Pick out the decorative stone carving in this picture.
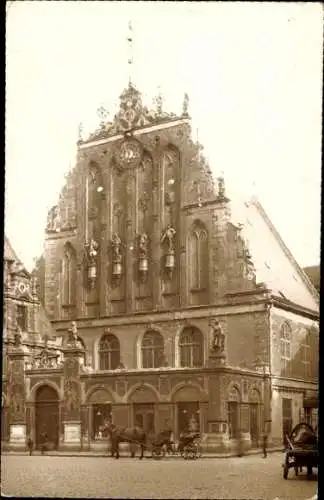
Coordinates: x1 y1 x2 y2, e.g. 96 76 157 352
46 206 61 233
14 327 22 348
138 233 149 283
111 233 123 282
182 92 189 117
209 319 225 354
85 239 99 289
32 348 60 370
161 224 176 253
65 379 80 412
217 176 226 199
83 83 180 143
67 321 83 349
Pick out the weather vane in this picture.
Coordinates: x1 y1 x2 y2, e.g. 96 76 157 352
127 21 134 84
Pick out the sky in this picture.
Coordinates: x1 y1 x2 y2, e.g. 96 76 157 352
5 1 323 272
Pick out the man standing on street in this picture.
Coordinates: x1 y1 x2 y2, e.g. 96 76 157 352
262 432 268 458
27 435 33 456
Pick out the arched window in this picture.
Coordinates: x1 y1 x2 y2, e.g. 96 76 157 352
62 243 76 305
179 327 203 368
280 322 291 376
99 334 120 371
189 222 208 290
141 331 164 369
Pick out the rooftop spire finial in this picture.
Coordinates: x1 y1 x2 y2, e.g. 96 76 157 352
127 20 134 85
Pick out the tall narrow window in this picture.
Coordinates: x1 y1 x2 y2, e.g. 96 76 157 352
16 304 28 331
87 164 103 241
141 331 165 369
228 402 239 439
62 244 77 306
280 322 291 377
179 327 203 368
190 221 208 290
301 331 311 378
99 334 120 370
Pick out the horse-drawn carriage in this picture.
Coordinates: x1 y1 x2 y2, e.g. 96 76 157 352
178 431 202 459
282 423 318 480
104 420 202 460
150 430 201 459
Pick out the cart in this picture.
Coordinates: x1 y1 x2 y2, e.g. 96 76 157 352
178 432 202 459
282 423 318 480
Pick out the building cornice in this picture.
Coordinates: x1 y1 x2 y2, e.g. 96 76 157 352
78 118 190 150
271 295 319 321
51 299 269 332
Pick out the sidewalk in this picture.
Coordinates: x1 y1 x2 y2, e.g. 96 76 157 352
2 446 284 458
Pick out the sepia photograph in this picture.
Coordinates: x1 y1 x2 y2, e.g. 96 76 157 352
3 1 321 499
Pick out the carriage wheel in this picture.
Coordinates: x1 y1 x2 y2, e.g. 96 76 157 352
152 447 161 459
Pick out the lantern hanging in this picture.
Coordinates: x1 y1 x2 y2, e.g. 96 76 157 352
88 260 97 289
165 251 175 279
139 257 149 283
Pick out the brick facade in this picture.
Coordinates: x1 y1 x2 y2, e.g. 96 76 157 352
3 84 319 453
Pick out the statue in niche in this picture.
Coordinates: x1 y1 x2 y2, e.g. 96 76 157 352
14 326 22 347
112 233 122 262
210 319 225 353
46 206 61 232
161 225 176 253
87 239 98 260
139 233 149 258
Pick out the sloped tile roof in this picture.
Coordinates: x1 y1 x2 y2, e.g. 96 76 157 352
229 195 319 312
303 266 320 292
4 236 21 263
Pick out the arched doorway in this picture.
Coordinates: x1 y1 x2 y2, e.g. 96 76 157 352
35 385 59 450
129 386 159 438
172 385 202 439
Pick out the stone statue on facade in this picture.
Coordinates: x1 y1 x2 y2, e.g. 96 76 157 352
87 239 98 260
182 92 189 117
139 233 149 258
67 321 81 348
112 233 122 262
210 319 225 353
161 225 176 253
46 206 61 232
14 326 22 347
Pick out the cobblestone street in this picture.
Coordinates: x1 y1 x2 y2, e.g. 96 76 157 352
2 452 317 499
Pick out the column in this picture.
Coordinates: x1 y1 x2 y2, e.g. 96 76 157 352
203 374 229 453
61 345 85 450
7 346 29 451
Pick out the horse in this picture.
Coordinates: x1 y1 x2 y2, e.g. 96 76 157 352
152 429 175 456
104 421 146 460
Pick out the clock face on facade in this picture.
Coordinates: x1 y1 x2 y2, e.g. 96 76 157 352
118 140 142 167
16 281 29 296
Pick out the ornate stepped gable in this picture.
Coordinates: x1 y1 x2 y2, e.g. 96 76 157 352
79 82 187 144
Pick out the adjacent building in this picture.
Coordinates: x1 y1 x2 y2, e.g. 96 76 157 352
2 83 319 452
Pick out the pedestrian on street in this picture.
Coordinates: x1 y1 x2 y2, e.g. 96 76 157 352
27 435 34 456
40 430 48 455
262 432 268 458
236 432 244 457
